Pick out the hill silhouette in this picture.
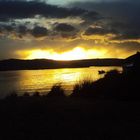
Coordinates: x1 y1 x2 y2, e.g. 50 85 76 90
0 58 123 71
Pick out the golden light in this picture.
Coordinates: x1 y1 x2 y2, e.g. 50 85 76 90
26 50 51 59
25 47 107 60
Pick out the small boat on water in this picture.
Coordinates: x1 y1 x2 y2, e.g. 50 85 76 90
98 70 106 75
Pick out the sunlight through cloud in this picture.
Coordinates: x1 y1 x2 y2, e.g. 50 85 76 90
25 47 107 60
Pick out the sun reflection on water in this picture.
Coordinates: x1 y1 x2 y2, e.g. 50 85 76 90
0 67 122 97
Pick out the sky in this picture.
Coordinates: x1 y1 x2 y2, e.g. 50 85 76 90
0 0 140 60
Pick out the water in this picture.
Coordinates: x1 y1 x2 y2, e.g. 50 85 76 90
0 67 122 98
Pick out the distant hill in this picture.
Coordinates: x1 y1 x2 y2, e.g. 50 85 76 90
0 58 123 71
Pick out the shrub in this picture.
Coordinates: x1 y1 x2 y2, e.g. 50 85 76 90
47 83 65 97
72 79 94 97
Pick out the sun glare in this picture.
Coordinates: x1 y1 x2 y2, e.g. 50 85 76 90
26 47 107 60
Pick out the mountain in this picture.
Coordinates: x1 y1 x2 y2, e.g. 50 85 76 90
0 58 123 71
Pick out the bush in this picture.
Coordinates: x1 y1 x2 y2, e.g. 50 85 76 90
47 84 65 97
72 79 94 97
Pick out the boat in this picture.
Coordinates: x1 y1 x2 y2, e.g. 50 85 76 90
98 70 106 75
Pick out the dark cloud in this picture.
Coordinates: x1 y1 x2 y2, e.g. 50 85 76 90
0 23 48 38
18 25 28 35
31 26 48 38
109 21 140 40
84 27 115 36
0 1 100 21
69 1 140 21
0 24 26 37
113 41 140 52
54 23 76 32
53 23 78 39
0 24 15 37
82 11 101 22
0 0 101 40
0 24 15 32
4 25 14 32
16 25 28 38
114 34 140 40
60 33 77 39
69 0 140 40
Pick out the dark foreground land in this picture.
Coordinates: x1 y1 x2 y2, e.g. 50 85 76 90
0 68 140 140
0 97 140 140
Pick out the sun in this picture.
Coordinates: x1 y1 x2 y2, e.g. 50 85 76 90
26 47 107 60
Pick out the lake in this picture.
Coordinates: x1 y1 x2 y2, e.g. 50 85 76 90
0 67 122 98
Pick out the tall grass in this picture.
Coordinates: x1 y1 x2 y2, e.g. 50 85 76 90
72 78 94 97
47 83 65 97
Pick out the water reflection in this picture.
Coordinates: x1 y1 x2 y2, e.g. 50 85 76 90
0 67 122 98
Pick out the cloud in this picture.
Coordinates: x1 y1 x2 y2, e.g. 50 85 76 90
69 0 140 40
31 26 48 38
0 1 100 21
109 21 140 40
112 41 140 56
69 0 140 20
17 25 28 36
84 27 115 36
0 0 140 59
0 23 48 39
0 24 15 32
54 23 76 32
2 25 14 32
52 23 80 39
0 24 15 38
0 0 101 40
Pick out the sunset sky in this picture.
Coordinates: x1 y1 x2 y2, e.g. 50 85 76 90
0 0 140 60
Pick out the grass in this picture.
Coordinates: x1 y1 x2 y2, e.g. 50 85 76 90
72 79 94 97
47 83 65 97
